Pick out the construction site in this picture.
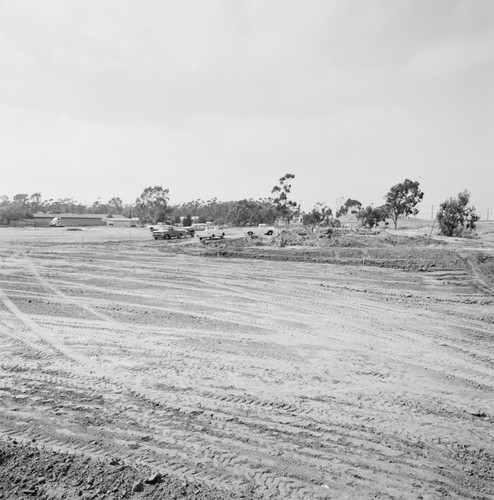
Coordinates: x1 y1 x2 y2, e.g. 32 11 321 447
0 221 493 499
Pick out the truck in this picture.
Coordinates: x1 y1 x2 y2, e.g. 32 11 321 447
49 217 64 227
147 222 166 232
184 223 225 240
152 225 187 240
198 225 226 241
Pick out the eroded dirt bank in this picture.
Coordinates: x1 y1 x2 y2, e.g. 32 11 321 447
1 231 493 499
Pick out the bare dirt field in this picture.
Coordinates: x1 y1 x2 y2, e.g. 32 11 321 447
1 223 493 499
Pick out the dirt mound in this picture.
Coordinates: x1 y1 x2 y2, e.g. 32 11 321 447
179 230 467 273
267 228 383 248
259 228 445 249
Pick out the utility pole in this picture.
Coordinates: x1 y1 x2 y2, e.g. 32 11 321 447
428 213 438 244
335 196 344 216
431 205 434 221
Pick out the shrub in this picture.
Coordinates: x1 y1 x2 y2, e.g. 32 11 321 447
437 190 479 237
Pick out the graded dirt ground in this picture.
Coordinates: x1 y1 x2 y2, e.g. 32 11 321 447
0 224 493 499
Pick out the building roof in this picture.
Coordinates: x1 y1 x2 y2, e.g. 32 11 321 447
104 214 136 219
102 216 139 221
33 213 108 219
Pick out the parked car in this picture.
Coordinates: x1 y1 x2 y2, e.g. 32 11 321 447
188 223 207 237
147 222 166 232
152 226 186 240
198 225 226 241
246 224 275 236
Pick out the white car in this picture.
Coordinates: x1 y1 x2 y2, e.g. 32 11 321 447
246 225 275 236
147 222 166 232
198 225 226 240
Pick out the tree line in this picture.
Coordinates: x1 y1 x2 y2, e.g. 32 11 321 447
0 193 129 222
0 175 299 228
0 175 480 237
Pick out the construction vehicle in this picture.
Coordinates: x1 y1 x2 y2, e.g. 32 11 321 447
49 217 64 227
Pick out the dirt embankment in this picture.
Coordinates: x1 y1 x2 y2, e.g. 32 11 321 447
471 252 494 288
172 228 494 287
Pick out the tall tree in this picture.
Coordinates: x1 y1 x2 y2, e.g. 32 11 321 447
227 199 276 226
271 173 297 223
108 197 123 214
29 193 43 212
13 193 29 208
135 186 170 224
385 179 424 229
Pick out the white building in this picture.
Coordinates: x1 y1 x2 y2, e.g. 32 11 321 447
102 214 140 227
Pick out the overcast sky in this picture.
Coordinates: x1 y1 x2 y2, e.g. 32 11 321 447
1 0 493 217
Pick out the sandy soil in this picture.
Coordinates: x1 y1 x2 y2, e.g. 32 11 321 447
0 225 493 499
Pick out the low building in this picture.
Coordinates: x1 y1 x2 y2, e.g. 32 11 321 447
33 213 108 227
102 214 140 227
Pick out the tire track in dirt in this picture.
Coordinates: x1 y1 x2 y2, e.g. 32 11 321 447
22 253 116 324
2 244 493 499
0 370 248 491
1 367 322 498
49 277 282 335
25 253 373 360
0 318 53 359
3 255 312 496
0 282 75 363
0 339 411 496
110 360 488 500
35 250 478 350
24 263 278 339
3 368 478 496
44 252 358 315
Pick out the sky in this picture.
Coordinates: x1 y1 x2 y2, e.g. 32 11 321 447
1 0 493 218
